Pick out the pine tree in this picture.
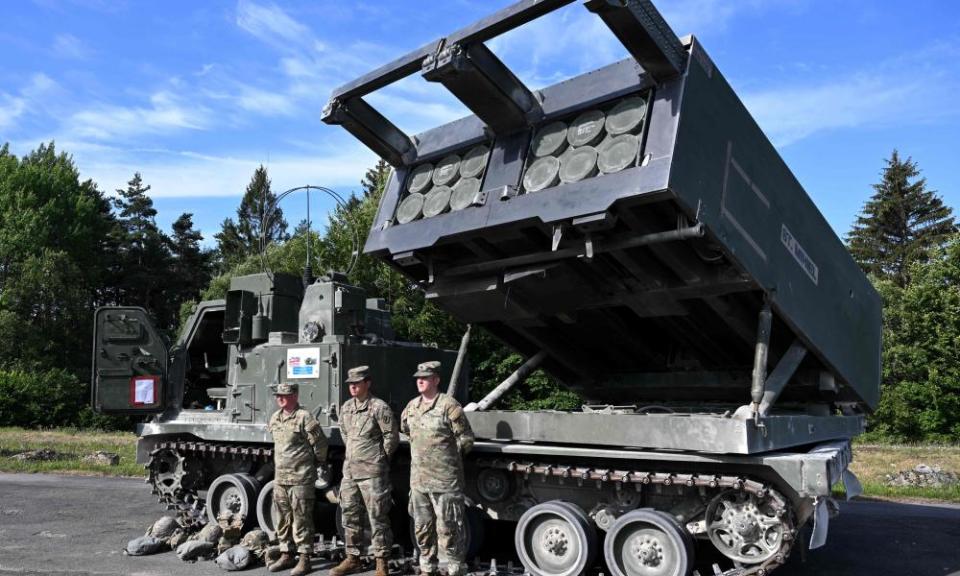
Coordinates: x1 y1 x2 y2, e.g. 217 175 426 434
169 213 213 309
112 172 174 327
215 165 288 268
361 159 392 199
847 150 956 286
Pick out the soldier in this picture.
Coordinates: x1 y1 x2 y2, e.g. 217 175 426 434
401 361 475 576
267 382 329 576
330 366 399 576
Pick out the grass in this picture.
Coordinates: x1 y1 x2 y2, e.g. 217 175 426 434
0 426 144 477
842 443 960 503
1 428 958 503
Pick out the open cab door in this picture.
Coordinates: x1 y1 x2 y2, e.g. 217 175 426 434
92 307 169 415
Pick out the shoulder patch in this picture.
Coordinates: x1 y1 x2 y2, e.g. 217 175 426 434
378 404 395 422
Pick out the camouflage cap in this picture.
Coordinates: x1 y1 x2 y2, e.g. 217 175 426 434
273 382 299 396
345 365 370 384
413 360 442 378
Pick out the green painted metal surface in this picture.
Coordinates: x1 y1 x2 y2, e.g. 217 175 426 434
668 40 882 408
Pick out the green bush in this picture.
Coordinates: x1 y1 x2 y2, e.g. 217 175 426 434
0 367 84 428
0 367 133 430
868 237 960 443
74 406 135 432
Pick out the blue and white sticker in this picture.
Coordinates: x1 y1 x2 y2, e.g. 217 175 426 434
781 224 819 285
287 347 321 379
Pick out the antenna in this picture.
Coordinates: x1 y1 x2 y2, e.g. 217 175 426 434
303 187 314 288
259 185 361 283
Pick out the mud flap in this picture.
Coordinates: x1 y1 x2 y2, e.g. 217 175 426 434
841 468 863 500
809 497 828 550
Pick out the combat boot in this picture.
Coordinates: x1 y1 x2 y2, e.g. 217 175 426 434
290 553 312 576
329 554 362 576
268 552 297 572
375 556 390 576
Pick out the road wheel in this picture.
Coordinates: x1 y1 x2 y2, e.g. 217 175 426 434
206 472 261 530
256 480 277 539
515 500 598 576
603 509 693 576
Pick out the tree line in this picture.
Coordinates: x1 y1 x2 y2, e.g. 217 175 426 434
0 141 957 441
0 143 290 427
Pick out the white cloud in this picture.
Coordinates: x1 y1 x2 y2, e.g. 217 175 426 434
232 0 460 135
52 33 93 59
0 73 58 131
23 73 57 97
67 90 211 140
488 7 626 89
360 73 471 134
486 1 805 88
280 40 393 93
744 75 916 147
69 141 377 199
280 56 315 79
201 80 296 119
236 0 309 51
0 94 26 131
232 0 394 122
659 0 751 36
366 90 469 135
235 85 295 116
743 41 960 147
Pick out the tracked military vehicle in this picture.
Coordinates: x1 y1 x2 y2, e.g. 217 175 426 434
92 270 462 537
320 0 880 575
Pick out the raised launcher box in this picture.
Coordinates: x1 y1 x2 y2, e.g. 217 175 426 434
323 0 882 450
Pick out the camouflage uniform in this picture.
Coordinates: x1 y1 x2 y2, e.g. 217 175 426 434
269 383 329 556
339 366 400 558
401 362 475 576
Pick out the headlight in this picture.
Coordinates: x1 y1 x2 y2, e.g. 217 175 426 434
302 321 324 342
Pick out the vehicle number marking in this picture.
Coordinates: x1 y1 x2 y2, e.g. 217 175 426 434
781 224 819 285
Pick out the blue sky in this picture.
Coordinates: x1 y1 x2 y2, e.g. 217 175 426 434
2 0 958 248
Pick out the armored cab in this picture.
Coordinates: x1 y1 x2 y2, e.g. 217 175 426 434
92 271 460 535
324 1 879 575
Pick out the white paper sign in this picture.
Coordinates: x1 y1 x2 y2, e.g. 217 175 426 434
134 378 155 404
287 347 321 379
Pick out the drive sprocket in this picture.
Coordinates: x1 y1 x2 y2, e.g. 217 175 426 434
147 447 201 508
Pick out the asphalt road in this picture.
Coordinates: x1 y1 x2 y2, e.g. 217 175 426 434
1 473 958 576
